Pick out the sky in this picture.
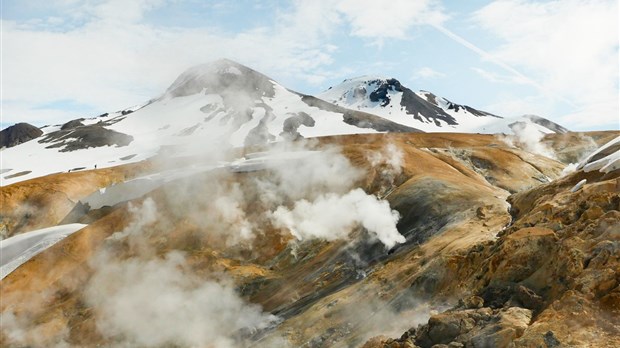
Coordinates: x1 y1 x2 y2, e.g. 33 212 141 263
1 0 619 131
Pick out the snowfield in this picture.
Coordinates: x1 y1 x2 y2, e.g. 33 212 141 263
1 224 87 280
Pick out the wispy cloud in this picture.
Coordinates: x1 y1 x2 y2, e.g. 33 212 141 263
412 66 446 80
1 0 616 130
1 1 339 125
471 0 619 128
335 0 446 40
1 0 449 126
431 23 564 103
470 67 525 85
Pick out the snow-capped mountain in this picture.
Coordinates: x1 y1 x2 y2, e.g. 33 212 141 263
1 60 570 186
0 60 417 186
319 76 567 134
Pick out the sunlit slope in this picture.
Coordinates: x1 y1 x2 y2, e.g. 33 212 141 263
4 131 612 347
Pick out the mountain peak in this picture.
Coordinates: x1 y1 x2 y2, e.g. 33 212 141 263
164 58 276 99
319 76 515 132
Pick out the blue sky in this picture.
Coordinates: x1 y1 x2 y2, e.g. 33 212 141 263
1 0 618 130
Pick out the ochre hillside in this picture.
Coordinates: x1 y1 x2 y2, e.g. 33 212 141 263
1 131 618 347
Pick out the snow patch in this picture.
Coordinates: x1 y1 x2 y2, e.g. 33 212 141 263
0 223 87 279
577 136 620 174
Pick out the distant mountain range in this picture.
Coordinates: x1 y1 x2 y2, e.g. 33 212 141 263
319 75 567 134
1 59 567 185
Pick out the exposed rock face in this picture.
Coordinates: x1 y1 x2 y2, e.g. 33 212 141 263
38 124 134 152
0 123 43 148
60 119 85 130
281 112 316 140
399 86 458 126
319 77 516 133
418 90 500 118
369 78 403 106
300 94 422 133
364 134 620 347
362 307 533 348
521 114 569 134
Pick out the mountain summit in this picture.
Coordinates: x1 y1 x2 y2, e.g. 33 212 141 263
163 59 276 100
319 76 565 134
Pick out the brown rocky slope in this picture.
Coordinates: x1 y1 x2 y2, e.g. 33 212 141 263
0 131 618 347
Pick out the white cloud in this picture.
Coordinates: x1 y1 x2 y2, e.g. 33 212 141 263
336 0 446 40
480 94 554 118
0 1 340 125
90 0 167 23
0 0 450 127
412 66 446 80
472 0 619 129
471 67 516 85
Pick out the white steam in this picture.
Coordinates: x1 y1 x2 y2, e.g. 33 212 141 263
107 197 159 257
365 142 404 195
85 199 276 347
1 311 71 348
561 162 580 176
256 142 405 249
86 252 274 348
503 121 556 159
366 142 404 174
254 145 365 204
213 193 255 242
270 188 405 249
562 134 611 176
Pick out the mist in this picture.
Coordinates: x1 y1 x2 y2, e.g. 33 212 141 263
502 122 556 159
1 67 409 348
77 134 406 347
86 252 275 347
85 199 277 348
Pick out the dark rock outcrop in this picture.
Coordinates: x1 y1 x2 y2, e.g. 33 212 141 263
420 90 501 118
522 115 569 134
0 123 43 148
399 88 458 126
362 78 460 126
365 307 532 348
300 95 423 133
60 119 85 130
368 78 403 106
38 124 133 152
281 112 316 141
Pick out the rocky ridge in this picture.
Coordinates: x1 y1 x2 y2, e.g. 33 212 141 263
362 135 620 348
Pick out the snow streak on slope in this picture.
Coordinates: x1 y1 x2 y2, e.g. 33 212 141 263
0 223 87 279
578 135 620 173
